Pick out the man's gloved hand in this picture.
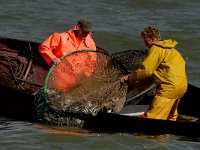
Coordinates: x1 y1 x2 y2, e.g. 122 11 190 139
52 58 61 65
120 75 129 83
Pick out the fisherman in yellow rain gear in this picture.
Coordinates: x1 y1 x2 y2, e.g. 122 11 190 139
121 26 188 121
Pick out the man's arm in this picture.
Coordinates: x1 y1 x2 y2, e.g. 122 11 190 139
39 32 60 66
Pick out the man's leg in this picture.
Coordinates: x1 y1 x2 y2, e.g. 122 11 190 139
167 99 180 121
143 95 176 120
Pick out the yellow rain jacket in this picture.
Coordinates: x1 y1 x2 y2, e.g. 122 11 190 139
129 39 188 99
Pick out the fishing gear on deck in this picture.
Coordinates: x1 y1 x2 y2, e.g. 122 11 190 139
43 50 128 115
35 49 156 127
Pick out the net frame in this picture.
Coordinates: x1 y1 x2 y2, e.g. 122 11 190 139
43 49 110 104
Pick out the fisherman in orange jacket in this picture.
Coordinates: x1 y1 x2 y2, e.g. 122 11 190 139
39 18 96 66
121 26 188 121
39 18 97 91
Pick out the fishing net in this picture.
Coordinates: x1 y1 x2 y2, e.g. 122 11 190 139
111 49 156 106
34 49 156 127
44 50 128 116
111 49 148 73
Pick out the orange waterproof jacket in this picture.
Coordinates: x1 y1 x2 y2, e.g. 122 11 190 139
129 39 187 99
39 26 96 66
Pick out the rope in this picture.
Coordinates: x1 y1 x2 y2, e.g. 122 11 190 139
0 49 29 88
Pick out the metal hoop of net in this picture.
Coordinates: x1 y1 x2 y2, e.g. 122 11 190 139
44 50 128 116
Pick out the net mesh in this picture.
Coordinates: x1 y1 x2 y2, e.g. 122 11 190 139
44 50 128 116
111 49 148 73
111 49 155 105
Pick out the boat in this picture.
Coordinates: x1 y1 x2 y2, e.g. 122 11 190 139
0 36 200 137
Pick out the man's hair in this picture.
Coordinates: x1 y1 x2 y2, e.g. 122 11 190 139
78 18 93 32
141 26 161 40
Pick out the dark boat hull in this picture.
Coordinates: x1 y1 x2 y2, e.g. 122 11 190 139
0 82 37 121
0 36 200 137
85 111 200 137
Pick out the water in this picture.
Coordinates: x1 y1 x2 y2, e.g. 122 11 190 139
0 0 200 149
1 119 200 150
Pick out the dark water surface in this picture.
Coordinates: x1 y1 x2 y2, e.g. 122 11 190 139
0 0 200 149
